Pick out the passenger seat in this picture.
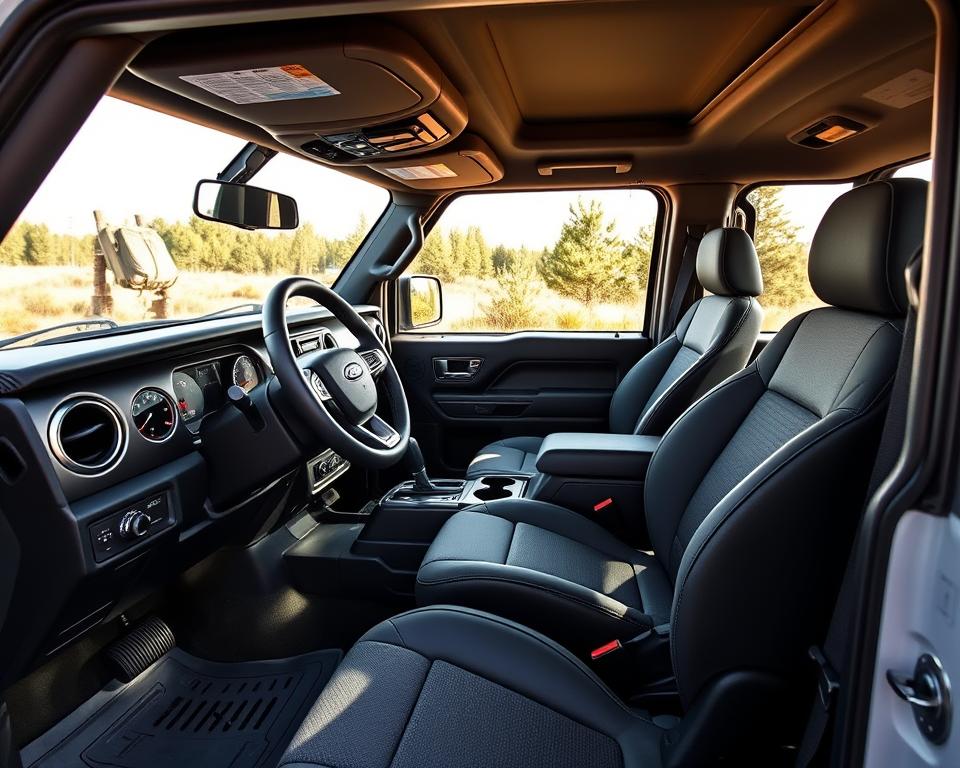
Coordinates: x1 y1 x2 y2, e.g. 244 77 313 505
466 227 764 479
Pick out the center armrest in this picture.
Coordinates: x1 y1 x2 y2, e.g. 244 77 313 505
535 432 661 480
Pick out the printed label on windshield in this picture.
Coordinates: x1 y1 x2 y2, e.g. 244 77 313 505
180 65 340 104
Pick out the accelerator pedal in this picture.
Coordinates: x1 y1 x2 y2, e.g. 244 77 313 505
105 616 175 682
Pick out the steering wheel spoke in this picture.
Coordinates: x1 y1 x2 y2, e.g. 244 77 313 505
358 347 388 378
355 413 402 448
303 368 333 402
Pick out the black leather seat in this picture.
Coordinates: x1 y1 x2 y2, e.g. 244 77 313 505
466 227 764 479
418 180 927 682
279 606 665 768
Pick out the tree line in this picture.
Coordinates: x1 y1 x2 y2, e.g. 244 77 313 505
0 188 812 311
0 215 370 275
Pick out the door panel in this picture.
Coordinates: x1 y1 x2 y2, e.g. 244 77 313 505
863 510 959 766
391 331 651 475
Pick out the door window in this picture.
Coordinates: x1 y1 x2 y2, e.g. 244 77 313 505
403 189 660 332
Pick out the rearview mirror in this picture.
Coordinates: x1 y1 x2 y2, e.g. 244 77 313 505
193 180 299 230
399 275 443 329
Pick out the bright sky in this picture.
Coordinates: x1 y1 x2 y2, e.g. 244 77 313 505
16 96 934 248
18 97 389 238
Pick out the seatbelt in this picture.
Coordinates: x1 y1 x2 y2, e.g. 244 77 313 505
795 254 921 767
663 225 706 337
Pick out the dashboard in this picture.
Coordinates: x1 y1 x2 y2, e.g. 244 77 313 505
0 304 387 676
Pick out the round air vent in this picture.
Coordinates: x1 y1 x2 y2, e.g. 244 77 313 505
49 397 125 474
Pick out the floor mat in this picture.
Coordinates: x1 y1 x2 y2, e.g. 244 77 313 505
22 647 341 768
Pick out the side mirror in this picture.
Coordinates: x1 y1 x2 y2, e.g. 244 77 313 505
399 275 443 329
193 180 299 230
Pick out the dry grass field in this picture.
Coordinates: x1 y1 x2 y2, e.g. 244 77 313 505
0 265 318 339
0 265 821 342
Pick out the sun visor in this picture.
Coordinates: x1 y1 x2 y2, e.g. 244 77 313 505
129 23 467 161
364 136 504 190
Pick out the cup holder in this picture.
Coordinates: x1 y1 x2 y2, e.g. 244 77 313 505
472 476 522 501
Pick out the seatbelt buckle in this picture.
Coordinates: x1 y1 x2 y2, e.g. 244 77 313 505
809 645 840 710
590 629 653 661
593 497 614 512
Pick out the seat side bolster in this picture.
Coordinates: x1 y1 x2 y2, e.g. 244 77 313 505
608 334 682 434
669 404 886 708
416 560 653 647
636 295 762 436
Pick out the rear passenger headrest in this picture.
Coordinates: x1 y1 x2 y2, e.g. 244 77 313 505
809 179 928 316
696 227 763 297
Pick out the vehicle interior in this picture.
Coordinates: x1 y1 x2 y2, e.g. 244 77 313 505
0 0 952 765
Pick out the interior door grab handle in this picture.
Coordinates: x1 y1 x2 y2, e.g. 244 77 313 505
886 653 951 744
434 357 483 380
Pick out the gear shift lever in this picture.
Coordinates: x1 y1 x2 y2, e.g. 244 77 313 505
404 437 439 493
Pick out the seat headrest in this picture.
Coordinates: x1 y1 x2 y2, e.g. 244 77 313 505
696 227 763 297
809 179 928 316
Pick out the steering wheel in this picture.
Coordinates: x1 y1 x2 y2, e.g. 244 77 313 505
262 277 410 468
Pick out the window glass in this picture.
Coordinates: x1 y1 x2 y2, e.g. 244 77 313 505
893 159 932 180
0 96 388 346
746 183 852 331
404 189 659 332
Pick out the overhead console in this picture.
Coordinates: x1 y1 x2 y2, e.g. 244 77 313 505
129 23 468 165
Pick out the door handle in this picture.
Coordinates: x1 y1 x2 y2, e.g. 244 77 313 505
886 653 952 744
433 357 483 380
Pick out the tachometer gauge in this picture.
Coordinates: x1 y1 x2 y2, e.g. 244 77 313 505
232 355 260 393
131 388 177 442
172 372 204 423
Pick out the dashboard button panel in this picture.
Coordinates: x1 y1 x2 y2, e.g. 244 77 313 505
88 492 173 562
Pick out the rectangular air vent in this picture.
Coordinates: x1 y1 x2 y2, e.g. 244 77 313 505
292 329 338 356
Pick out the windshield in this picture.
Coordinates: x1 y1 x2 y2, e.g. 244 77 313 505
0 96 388 346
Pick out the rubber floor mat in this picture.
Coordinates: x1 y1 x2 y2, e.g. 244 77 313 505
22 647 341 768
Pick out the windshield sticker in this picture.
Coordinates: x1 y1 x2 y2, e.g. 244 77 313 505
863 69 933 109
180 65 340 104
384 163 458 180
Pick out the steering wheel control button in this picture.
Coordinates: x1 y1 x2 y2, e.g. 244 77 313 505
88 492 172 563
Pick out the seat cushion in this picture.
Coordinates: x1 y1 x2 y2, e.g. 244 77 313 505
279 606 665 768
416 500 673 653
465 435 543 479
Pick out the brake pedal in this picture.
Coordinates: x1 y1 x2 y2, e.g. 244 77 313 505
105 616 175 682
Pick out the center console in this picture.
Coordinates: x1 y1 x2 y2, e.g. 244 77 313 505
284 433 659 601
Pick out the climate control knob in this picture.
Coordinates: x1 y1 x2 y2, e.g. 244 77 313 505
119 510 150 540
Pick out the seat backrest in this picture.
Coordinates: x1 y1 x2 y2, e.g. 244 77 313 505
608 227 763 437
644 178 928 708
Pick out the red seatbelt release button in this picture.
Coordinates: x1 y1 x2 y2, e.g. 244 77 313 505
593 497 614 512
590 639 622 660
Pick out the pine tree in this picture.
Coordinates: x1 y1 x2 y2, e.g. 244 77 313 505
539 198 634 305
747 186 811 308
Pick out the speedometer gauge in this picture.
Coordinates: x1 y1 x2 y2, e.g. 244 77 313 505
232 355 260 392
131 389 177 442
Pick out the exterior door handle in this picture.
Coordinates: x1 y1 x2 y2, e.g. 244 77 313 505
886 653 952 744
